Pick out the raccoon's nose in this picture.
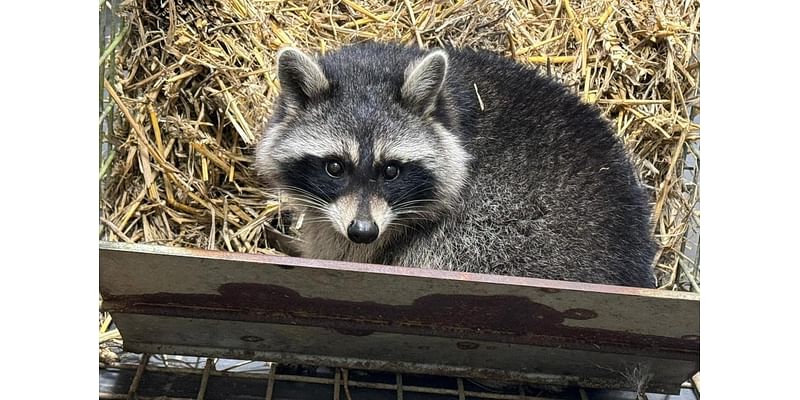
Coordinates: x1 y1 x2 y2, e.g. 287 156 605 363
347 220 379 244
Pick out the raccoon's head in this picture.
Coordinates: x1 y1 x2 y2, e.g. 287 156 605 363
255 45 470 245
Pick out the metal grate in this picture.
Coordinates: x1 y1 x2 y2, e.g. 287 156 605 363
99 351 699 400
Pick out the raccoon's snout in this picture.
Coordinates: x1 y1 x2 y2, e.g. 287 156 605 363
347 219 379 244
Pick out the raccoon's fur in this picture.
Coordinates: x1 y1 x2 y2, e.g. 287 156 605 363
255 42 656 288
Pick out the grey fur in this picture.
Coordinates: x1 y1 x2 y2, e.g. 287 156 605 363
255 42 657 288
401 50 448 115
276 47 329 110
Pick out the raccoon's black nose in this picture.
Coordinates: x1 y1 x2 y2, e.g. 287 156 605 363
347 220 379 244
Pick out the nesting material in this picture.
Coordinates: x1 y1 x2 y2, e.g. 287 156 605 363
99 0 700 290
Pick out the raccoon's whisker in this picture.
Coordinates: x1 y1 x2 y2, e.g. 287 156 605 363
272 182 332 204
297 217 333 224
386 221 413 230
397 216 432 222
279 190 322 201
393 201 445 210
274 187 318 199
391 179 437 204
288 206 331 216
392 191 434 206
395 198 445 205
393 213 439 221
272 186 329 205
392 205 445 216
392 209 440 221
293 206 331 215
392 199 447 212
281 196 328 210
271 187 331 211
270 197 324 210
392 208 439 216
285 196 328 209
392 209 442 217
396 212 441 221
386 221 424 236
299 180 335 203
292 215 338 228
392 211 441 219
393 202 445 210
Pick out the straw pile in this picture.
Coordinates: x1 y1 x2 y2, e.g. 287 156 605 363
99 0 700 291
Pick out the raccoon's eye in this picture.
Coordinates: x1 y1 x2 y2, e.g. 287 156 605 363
384 164 400 181
325 160 344 178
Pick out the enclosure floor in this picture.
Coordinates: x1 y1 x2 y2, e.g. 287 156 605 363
98 352 699 400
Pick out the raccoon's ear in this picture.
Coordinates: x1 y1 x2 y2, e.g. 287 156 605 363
276 47 329 109
401 50 448 116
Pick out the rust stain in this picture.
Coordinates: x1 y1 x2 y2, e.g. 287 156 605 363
103 283 699 356
562 308 598 320
456 341 480 350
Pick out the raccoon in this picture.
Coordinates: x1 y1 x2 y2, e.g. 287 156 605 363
255 42 656 288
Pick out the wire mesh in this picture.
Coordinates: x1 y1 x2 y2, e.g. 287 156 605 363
98 347 699 400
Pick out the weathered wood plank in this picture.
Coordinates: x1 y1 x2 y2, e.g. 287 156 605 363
99 241 699 394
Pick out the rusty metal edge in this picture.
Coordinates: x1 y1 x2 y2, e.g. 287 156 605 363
122 341 689 395
98 241 700 301
101 302 698 360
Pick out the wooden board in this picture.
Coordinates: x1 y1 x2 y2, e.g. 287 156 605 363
99 241 700 394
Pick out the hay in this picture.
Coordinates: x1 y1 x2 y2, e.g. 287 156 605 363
99 0 700 290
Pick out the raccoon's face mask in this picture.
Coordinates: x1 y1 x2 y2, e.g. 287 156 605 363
255 46 470 245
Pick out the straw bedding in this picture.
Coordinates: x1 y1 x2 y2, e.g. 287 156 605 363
99 0 700 291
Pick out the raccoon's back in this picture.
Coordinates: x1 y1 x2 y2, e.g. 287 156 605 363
408 49 656 287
